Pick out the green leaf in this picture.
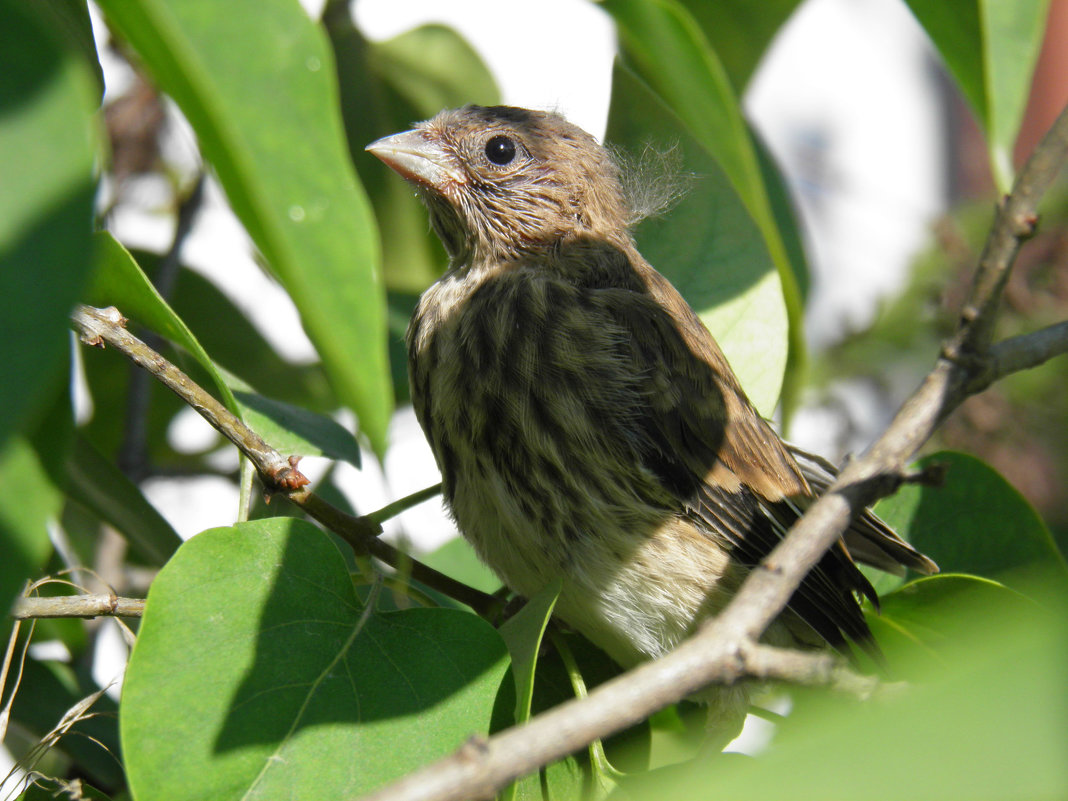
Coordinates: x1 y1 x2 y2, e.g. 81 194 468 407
606 64 788 415
902 0 1049 190
623 570 1068 800
865 574 1027 665
421 536 502 596
97 0 392 454
603 0 805 384
0 0 98 451
677 0 803 91
65 434 182 565
498 581 561 725
121 518 509 800
89 232 239 412
35 0 106 101
324 14 499 295
873 451 1066 590
231 388 362 467
0 437 59 639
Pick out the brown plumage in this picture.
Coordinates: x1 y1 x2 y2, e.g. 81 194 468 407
367 105 936 726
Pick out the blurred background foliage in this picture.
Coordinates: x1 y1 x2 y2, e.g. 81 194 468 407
1 0 1066 799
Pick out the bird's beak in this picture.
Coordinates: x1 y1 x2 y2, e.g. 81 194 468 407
365 130 467 189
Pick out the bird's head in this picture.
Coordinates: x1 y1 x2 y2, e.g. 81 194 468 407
366 105 631 265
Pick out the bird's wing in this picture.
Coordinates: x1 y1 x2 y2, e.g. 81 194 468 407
580 258 880 649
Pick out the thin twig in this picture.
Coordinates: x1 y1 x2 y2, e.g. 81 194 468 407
356 101 1068 801
70 305 496 616
10 595 146 620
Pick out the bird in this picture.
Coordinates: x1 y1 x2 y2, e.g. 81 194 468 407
366 105 937 734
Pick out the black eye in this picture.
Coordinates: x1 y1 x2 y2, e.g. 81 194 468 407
484 135 517 166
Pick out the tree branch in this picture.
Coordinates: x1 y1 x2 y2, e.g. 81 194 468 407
70 305 496 616
357 101 1068 801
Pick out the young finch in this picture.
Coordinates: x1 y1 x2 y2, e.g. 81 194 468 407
367 105 936 727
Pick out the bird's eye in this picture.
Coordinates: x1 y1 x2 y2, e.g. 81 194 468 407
484 135 517 166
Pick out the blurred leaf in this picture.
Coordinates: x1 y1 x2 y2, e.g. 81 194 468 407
35 0 106 101
65 434 182 565
606 64 787 415
902 0 1049 190
98 0 392 454
421 535 501 595
865 574 1027 666
874 451 1066 590
368 24 499 120
325 13 499 294
89 232 239 412
677 0 802 91
624 570 1068 800
0 437 59 640
604 0 805 382
121 518 509 800
231 388 362 467
0 0 97 451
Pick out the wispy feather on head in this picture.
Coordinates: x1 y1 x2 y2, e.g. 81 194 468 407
608 142 695 227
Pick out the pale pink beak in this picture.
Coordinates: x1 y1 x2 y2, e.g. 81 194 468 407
365 130 467 189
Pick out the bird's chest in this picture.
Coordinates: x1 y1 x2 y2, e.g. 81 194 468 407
406 271 662 592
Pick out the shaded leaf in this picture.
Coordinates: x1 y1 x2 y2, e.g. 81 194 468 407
231 388 361 467
873 451 1066 591
65 434 183 564
98 0 392 453
678 0 803 91
604 0 805 377
606 64 787 415
121 518 509 800
325 14 499 295
89 232 239 412
0 0 98 451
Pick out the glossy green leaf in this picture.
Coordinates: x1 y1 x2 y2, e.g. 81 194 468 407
902 0 1049 190
0 0 97 451
873 451 1066 591
97 0 392 453
89 232 239 412
604 0 805 380
65 434 182 565
606 64 787 415
121 518 509 800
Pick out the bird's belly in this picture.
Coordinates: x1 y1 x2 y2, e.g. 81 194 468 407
450 465 741 667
